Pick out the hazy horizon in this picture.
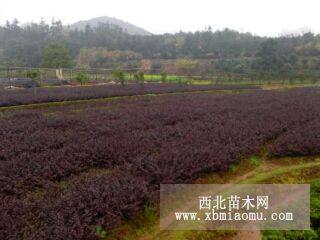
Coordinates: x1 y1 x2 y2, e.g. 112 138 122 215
0 0 319 36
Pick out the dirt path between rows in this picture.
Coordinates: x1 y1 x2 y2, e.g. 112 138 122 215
231 230 261 240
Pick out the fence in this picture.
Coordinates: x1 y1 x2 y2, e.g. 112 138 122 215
0 67 319 89
0 67 167 85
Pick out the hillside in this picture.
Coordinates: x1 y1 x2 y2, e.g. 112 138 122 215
70 16 152 35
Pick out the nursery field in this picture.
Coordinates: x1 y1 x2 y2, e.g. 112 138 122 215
0 83 258 107
1 87 320 239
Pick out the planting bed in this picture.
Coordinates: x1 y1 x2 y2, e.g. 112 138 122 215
0 83 258 107
0 87 319 239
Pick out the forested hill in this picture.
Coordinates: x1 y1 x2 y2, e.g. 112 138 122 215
70 16 151 36
0 19 264 67
1 19 320 74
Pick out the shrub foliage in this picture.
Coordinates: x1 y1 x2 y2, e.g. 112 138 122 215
0 88 319 239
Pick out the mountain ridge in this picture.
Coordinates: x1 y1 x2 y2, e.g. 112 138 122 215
70 16 152 36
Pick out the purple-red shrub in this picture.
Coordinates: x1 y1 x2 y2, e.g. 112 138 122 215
1 87 320 239
0 173 147 240
269 120 320 157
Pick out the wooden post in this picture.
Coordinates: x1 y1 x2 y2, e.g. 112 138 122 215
8 68 12 89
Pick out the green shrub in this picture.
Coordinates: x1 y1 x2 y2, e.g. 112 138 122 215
112 70 125 86
76 72 89 85
249 156 261 167
95 226 108 239
134 71 145 84
263 230 318 240
161 73 167 82
310 179 320 235
143 204 157 223
229 164 238 173
26 70 41 80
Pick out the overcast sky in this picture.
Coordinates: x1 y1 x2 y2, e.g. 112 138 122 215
0 0 319 36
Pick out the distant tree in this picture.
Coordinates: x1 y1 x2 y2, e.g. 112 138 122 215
112 70 126 86
76 72 89 85
42 44 73 68
232 63 245 74
254 39 281 72
161 73 167 82
0 48 16 67
26 70 41 79
0 49 7 67
134 71 145 84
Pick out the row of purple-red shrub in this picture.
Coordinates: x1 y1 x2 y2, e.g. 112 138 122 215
0 83 258 107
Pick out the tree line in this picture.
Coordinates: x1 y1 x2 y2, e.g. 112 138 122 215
1 19 320 77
